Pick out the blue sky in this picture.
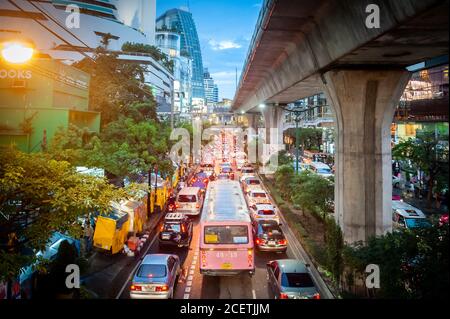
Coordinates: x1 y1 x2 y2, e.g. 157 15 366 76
156 0 262 100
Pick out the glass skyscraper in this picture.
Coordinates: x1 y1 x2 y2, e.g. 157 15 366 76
156 8 205 100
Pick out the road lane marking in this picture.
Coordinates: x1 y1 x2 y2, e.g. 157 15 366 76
185 287 191 293
187 275 193 281
184 294 190 299
252 289 256 299
187 280 192 286
115 234 157 299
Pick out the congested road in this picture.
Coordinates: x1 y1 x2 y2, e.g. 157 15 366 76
117 128 332 299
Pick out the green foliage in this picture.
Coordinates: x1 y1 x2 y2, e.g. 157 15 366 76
274 164 295 200
85 117 173 181
324 217 344 282
393 133 449 203
0 147 127 281
343 224 449 299
121 42 174 73
74 43 155 127
286 127 323 150
290 171 334 217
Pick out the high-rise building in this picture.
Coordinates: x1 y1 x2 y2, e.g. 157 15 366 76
203 68 219 107
156 8 205 102
156 30 193 116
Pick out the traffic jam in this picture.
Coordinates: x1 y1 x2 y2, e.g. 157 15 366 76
121 128 326 300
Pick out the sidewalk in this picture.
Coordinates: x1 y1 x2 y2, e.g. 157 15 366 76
81 211 164 298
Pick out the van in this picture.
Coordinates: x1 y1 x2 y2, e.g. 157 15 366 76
392 201 431 230
308 162 333 178
175 187 203 216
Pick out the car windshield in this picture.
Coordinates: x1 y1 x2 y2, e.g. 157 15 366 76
247 179 260 185
217 174 229 179
163 224 181 232
281 273 315 288
137 264 167 278
405 218 432 229
252 192 266 198
204 225 249 244
178 195 197 202
242 169 254 174
317 168 331 174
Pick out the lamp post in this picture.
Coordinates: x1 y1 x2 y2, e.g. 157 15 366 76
147 167 152 217
1 41 34 64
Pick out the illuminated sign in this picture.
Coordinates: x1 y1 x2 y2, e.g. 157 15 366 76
0 69 32 79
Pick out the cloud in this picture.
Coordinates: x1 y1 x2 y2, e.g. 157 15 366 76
209 39 242 51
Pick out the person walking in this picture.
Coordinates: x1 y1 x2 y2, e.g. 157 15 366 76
83 218 94 255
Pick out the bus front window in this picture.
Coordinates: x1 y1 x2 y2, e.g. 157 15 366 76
204 225 249 244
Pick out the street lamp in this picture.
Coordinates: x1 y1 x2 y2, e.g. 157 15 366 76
258 103 266 109
1 41 34 64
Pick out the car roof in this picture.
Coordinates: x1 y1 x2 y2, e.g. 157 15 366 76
142 254 173 264
164 213 186 221
276 259 309 273
310 162 330 168
178 187 200 195
392 201 426 218
255 204 275 210
249 189 266 194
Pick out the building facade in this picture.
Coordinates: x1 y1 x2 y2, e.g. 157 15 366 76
0 58 100 153
156 8 205 105
0 0 174 120
156 30 193 116
203 68 219 110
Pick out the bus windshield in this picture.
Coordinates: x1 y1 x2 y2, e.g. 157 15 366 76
204 225 249 244
317 168 331 174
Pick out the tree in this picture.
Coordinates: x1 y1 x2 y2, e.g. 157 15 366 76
274 164 295 200
286 128 323 151
291 171 334 217
392 132 449 205
84 117 173 184
73 38 156 127
343 223 449 299
0 147 127 281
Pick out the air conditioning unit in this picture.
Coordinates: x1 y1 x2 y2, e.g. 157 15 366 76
12 80 26 88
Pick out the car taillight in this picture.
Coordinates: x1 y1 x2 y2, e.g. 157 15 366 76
176 203 180 208
279 293 289 299
159 225 164 232
312 293 320 299
203 178 208 183
278 239 287 245
181 224 186 233
130 285 141 291
255 238 261 245
196 203 200 208
155 285 169 292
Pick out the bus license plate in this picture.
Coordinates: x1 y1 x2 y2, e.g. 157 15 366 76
221 262 233 269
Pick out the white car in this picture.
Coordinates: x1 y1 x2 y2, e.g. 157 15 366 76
392 175 403 188
249 204 280 224
247 189 271 206
240 166 256 182
242 176 263 194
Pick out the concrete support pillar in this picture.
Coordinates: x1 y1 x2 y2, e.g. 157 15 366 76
323 69 411 243
262 105 285 146
245 113 259 131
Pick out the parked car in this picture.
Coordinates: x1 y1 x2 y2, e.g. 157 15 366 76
266 259 320 299
392 201 432 230
247 189 271 206
253 220 287 252
158 213 193 249
220 166 234 179
308 162 333 178
392 175 403 189
130 254 181 299
250 204 280 224
242 176 263 194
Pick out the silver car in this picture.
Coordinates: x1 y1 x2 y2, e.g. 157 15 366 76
266 259 320 299
130 254 181 299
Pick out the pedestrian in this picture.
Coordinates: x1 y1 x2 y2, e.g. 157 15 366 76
83 218 94 254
